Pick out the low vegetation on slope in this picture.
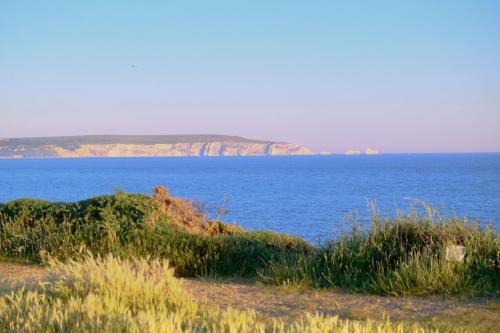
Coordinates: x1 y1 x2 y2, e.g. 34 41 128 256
260 211 500 296
0 188 498 297
0 255 436 333
0 187 311 277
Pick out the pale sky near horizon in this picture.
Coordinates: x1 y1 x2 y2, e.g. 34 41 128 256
1 1 499 153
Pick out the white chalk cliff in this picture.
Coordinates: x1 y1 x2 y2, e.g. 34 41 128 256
0 135 315 158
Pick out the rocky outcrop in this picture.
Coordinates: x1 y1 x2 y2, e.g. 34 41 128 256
344 148 381 156
0 135 316 158
364 148 380 155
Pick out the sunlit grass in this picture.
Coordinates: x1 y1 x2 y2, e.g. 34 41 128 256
0 192 498 297
0 255 438 333
259 207 500 296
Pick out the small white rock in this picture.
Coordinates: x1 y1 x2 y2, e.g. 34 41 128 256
445 245 466 262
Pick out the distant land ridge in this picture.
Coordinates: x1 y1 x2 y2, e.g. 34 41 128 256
0 135 315 158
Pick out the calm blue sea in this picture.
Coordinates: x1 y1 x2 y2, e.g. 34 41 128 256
1 154 499 242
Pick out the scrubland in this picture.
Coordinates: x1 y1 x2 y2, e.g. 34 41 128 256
0 187 498 332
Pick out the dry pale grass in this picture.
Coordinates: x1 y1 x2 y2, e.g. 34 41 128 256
151 186 244 236
0 255 438 333
151 186 207 233
2 261 499 332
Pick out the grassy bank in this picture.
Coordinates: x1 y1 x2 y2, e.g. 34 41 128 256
260 211 500 296
0 254 437 332
0 190 311 278
0 189 498 297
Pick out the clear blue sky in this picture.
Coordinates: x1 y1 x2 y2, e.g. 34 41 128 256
1 1 499 153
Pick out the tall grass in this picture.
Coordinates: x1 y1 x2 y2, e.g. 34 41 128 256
1 192 498 296
260 209 499 296
0 255 438 332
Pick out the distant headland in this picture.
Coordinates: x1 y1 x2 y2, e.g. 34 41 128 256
0 135 317 158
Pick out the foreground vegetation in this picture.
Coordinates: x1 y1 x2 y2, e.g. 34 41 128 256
0 188 498 297
0 255 437 332
260 211 500 296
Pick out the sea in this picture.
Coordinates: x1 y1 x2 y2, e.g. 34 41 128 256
1 154 499 243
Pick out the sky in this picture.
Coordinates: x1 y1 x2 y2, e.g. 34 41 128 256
1 1 499 153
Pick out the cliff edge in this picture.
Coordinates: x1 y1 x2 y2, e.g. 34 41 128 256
0 135 315 158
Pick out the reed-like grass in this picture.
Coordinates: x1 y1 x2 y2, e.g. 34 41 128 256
259 209 500 296
0 255 437 333
1 192 498 297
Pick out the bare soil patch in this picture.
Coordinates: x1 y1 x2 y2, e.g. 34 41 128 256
180 278 493 322
0 262 45 285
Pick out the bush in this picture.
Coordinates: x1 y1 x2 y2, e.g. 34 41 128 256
1 192 498 296
130 222 312 277
0 193 156 261
0 193 311 278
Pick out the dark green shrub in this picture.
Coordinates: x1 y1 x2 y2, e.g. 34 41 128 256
0 193 311 278
1 193 498 296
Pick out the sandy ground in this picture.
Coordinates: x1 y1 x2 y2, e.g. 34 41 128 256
180 277 493 322
0 262 46 284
